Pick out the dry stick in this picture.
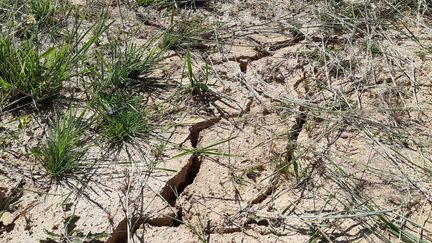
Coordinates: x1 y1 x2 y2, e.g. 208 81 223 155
190 198 260 237
419 203 432 240
352 118 432 203
326 155 432 240
237 73 262 104
277 193 334 242
276 92 426 238
291 209 396 221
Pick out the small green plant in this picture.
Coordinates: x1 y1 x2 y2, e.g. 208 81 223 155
317 0 431 35
26 0 71 28
0 115 30 151
289 20 304 38
0 137 5 150
95 92 151 148
0 36 71 107
416 50 428 61
32 108 90 180
0 0 72 40
270 152 290 176
153 141 167 160
96 40 164 90
89 39 165 98
184 51 210 96
184 213 209 243
41 215 107 243
317 1 365 33
173 137 235 158
362 40 384 56
301 47 356 77
0 19 110 111
0 180 24 220
241 165 261 181
330 58 357 76
136 0 165 5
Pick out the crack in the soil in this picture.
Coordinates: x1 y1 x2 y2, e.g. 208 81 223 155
249 107 308 205
285 107 307 164
208 216 270 235
246 217 270 227
107 111 307 242
217 34 347 75
0 180 26 235
188 118 221 148
232 34 306 73
250 183 276 205
106 118 221 243
159 156 202 207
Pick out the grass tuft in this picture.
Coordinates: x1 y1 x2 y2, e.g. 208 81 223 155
94 92 151 148
0 18 110 111
32 108 90 180
184 50 210 96
91 39 165 93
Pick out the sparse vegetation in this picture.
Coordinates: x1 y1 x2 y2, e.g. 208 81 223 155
95 92 151 148
1 0 432 242
0 180 23 220
41 215 107 242
136 0 206 9
160 17 215 51
92 39 164 91
184 50 210 96
0 18 109 111
32 108 90 180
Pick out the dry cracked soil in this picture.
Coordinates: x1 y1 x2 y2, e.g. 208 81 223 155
1 0 432 242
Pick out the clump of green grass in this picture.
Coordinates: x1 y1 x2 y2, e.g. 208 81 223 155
0 36 70 107
94 92 151 148
95 40 164 91
170 50 220 107
0 20 110 111
0 0 71 37
26 0 71 28
87 38 164 149
111 42 160 81
32 109 90 180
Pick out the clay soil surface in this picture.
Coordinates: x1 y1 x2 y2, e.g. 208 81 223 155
1 0 432 242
